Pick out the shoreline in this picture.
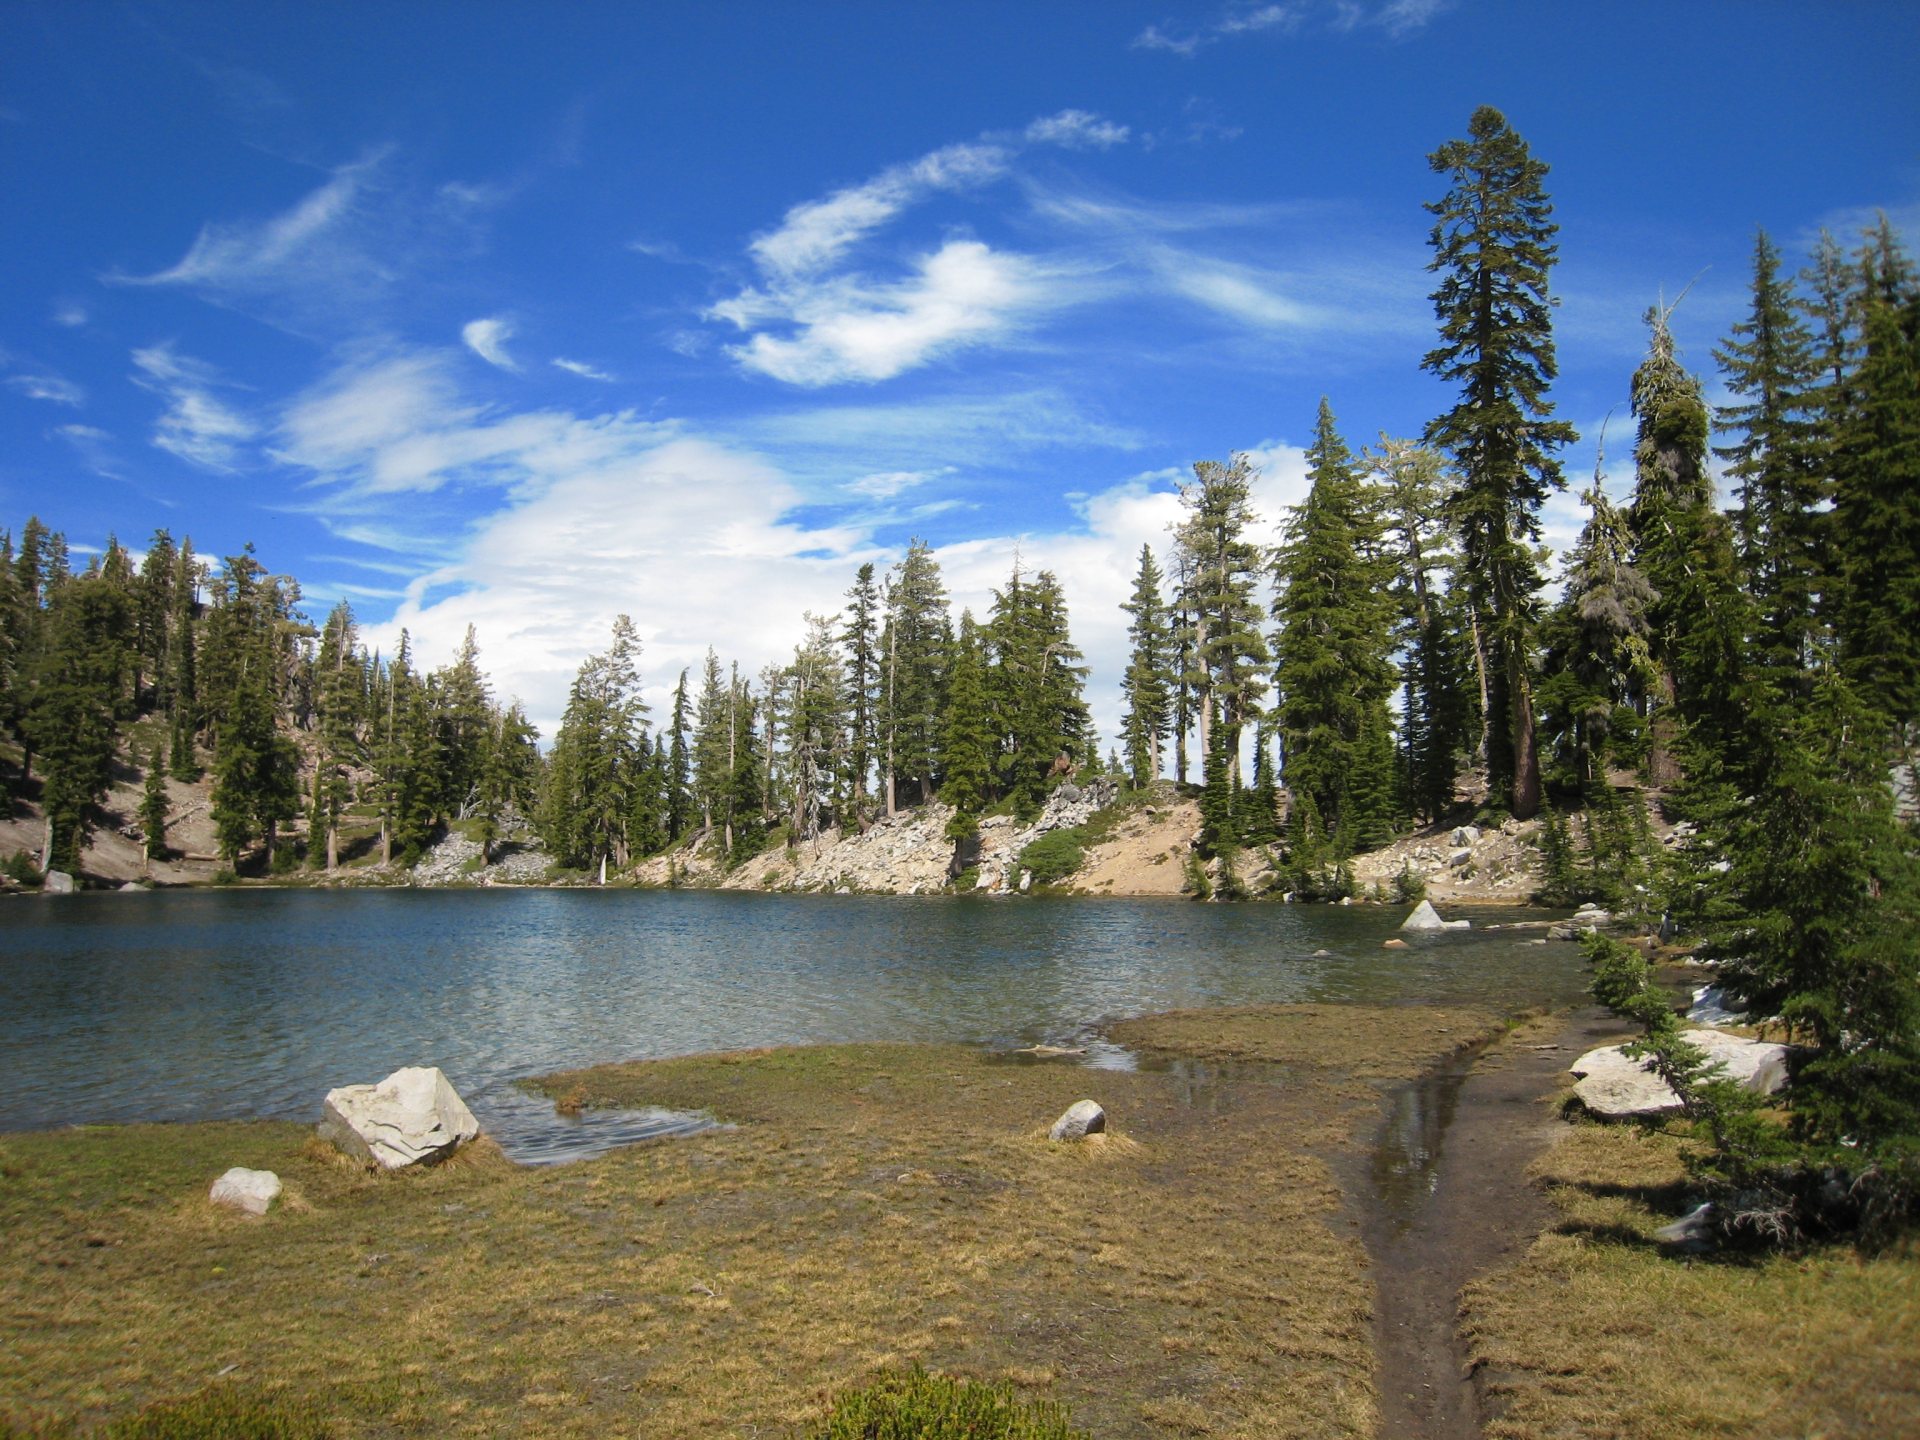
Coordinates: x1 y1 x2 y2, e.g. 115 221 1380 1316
3 999 1911 1437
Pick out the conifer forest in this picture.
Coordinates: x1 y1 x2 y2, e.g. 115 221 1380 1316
4 108 1917 1240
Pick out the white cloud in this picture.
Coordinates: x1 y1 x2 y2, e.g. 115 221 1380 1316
1159 254 1325 329
461 316 520 372
711 114 1130 386
52 303 87 327
1024 110 1131 150
845 468 950 499
130 344 255 470
1135 1 1440 55
5 372 85 405
278 349 673 497
721 239 1054 386
748 141 1011 281
114 149 385 295
1131 24 1202 56
552 357 616 382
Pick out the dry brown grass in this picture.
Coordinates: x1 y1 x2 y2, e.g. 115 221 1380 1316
0 1015 1462 1439
1110 1003 1507 1081
1461 1123 1920 1438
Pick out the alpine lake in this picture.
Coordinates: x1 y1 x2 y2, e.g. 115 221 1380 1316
0 887 1583 1159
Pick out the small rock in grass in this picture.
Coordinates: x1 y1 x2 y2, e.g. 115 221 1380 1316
210 1167 281 1216
1654 1202 1717 1253
1049 1099 1106 1142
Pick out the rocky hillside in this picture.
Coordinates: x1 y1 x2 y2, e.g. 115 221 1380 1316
632 778 1144 895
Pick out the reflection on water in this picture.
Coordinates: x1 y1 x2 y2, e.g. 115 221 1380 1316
478 1086 727 1166
1371 1060 1471 1234
0 889 1583 1162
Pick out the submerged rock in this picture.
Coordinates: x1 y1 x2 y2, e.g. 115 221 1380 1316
210 1167 281 1216
1569 1031 1791 1119
1049 1099 1106 1142
318 1065 480 1169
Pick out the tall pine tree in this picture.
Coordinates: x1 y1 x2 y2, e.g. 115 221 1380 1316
1423 105 1577 818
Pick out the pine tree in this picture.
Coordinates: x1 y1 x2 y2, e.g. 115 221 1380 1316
666 669 693 842
27 572 132 872
166 539 201 778
939 609 996 817
1538 481 1656 794
1627 301 1717 782
784 613 846 839
692 648 730 837
1423 105 1577 819
310 600 365 871
1119 544 1173 789
139 739 169 870
840 563 881 819
1371 437 1467 822
1829 217 1920 728
879 540 949 812
134 529 176 711
1714 230 1821 679
210 654 299 871
1173 457 1270 792
1272 399 1397 839
988 564 1090 817
477 702 540 863
540 615 647 870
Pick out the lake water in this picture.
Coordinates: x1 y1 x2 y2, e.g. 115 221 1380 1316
0 889 1585 1161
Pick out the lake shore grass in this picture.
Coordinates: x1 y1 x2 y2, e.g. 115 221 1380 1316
2 1004 1914 1438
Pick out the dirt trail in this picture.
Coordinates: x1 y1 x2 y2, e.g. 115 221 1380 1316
1347 1006 1633 1440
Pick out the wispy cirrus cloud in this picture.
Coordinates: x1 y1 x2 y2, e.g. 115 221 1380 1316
5 371 85 406
707 111 1130 387
1133 0 1443 55
112 149 387 295
552 357 616 382
461 316 520 372
130 344 256 470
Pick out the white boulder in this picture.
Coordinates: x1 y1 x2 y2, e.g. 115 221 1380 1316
1401 899 1446 931
1049 1099 1106 1142
210 1167 281 1216
1450 825 1482 846
318 1066 480 1169
1400 900 1471 932
1569 1030 1792 1119
43 871 75 894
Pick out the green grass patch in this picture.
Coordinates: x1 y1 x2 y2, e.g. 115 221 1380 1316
1015 828 1085 888
812 1368 1085 1439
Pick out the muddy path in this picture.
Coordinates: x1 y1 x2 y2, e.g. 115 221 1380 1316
1345 1005 1633 1440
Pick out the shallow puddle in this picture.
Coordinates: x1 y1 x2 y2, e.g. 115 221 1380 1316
476 1084 727 1166
1369 1057 1471 1235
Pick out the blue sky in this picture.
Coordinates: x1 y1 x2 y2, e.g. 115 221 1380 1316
3 1 1916 744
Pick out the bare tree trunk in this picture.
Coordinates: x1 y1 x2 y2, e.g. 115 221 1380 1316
1510 657 1541 820
1468 604 1492 764
327 822 339 872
